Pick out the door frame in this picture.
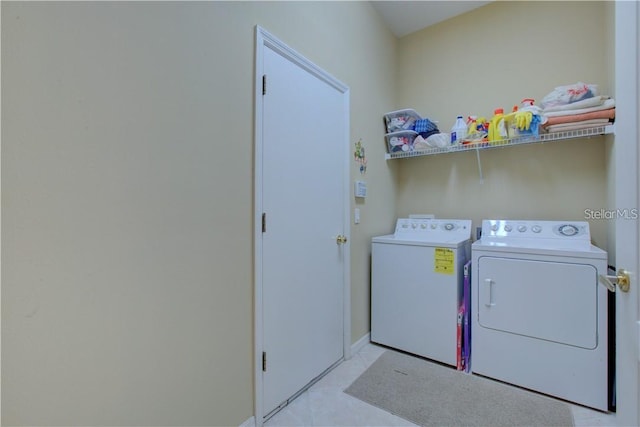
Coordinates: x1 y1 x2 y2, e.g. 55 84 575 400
614 1 639 425
253 26 351 425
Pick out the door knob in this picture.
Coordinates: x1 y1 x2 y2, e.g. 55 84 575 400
599 269 631 292
336 235 348 244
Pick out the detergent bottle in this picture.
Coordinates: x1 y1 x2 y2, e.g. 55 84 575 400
521 98 535 109
450 116 467 145
488 108 507 144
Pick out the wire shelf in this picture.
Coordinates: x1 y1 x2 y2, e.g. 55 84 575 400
384 125 615 160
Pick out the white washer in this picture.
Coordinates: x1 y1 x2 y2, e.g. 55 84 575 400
371 218 472 366
471 219 609 411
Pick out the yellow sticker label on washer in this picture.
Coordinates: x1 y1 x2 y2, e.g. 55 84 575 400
434 248 454 275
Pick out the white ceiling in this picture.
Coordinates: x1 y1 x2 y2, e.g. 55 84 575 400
371 1 492 38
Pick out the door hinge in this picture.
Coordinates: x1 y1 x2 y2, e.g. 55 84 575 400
262 74 267 95
262 351 267 372
262 212 266 233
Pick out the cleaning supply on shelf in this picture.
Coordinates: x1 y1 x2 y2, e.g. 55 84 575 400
488 108 507 143
450 116 467 145
506 106 519 138
521 98 535 109
464 116 477 144
465 116 488 145
512 98 545 136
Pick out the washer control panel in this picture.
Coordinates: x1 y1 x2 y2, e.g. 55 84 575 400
481 219 592 249
394 218 472 240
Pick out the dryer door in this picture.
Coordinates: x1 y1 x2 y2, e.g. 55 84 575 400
477 257 598 349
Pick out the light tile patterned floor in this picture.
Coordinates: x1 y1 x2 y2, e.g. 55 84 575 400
265 343 617 427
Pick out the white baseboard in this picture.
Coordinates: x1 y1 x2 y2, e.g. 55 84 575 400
239 415 255 427
350 332 371 356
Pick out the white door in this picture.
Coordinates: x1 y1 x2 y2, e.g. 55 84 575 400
614 2 639 425
254 28 350 420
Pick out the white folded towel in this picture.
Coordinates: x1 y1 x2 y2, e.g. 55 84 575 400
543 95 608 113
545 119 610 133
544 98 615 117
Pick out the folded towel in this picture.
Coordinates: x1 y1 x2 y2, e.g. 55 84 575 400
543 108 615 126
414 118 439 133
545 119 611 133
542 95 608 113
544 98 615 117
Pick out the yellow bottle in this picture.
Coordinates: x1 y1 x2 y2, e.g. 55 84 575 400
488 108 506 144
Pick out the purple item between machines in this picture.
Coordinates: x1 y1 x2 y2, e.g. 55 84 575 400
463 260 472 373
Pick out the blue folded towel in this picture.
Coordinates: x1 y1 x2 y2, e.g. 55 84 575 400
414 118 439 133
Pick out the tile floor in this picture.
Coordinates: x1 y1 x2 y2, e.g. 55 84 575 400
265 342 617 427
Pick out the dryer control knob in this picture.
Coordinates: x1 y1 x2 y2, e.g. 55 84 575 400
504 225 513 232
491 224 499 231
445 223 454 231
559 224 579 236
518 225 527 232
532 225 542 233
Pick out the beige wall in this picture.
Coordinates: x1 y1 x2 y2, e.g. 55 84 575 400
1 1 616 425
395 1 611 249
1 2 397 425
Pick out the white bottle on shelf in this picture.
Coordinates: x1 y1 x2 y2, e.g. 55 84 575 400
451 116 467 145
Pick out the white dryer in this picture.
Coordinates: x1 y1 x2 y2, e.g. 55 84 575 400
371 218 472 367
471 219 609 411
